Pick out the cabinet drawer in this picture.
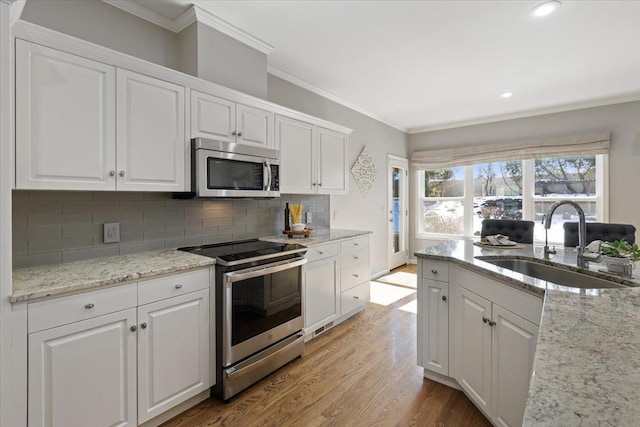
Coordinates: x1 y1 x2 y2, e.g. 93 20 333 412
28 283 137 333
138 268 209 305
340 236 369 253
305 242 339 263
341 282 370 315
340 247 369 269
341 262 370 292
421 260 449 282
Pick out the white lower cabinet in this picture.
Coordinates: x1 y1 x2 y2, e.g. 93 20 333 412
137 289 209 424
27 269 211 427
304 249 339 334
419 261 542 427
28 308 138 427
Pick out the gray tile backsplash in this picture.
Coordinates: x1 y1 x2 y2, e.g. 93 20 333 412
12 191 329 268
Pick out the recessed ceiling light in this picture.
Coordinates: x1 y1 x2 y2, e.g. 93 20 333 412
500 92 515 98
530 0 562 18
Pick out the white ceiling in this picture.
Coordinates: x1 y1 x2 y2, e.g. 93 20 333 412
130 1 640 133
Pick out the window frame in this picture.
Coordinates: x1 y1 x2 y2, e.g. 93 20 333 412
415 154 608 243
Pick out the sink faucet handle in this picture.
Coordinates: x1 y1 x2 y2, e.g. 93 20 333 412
541 214 547 225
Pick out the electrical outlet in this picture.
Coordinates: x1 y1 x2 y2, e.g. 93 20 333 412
104 223 120 243
306 212 313 224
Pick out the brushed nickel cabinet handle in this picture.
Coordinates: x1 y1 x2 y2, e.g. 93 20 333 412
130 325 137 332
431 269 438 274
489 320 496 327
482 317 489 324
109 170 115 177
318 250 324 255
353 274 359 278
237 131 243 137
140 323 147 329
232 131 237 136
175 284 183 289
354 255 359 260
353 295 360 300
441 295 447 301
85 303 95 309
119 171 125 177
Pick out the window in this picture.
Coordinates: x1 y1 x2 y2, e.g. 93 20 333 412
417 155 607 243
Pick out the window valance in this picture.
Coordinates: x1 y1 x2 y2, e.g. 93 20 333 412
411 130 610 169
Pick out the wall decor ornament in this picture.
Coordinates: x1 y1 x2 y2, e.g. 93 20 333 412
351 146 377 196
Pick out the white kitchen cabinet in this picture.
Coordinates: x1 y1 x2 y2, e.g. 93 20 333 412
339 236 370 315
454 267 540 426
15 40 186 192
28 308 137 427
304 246 339 335
417 259 450 378
116 69 185 191
190 90 274 148
16 39 116 190
492 304 538 427
276 115 348 195
137 289 209 424
457 287 493 417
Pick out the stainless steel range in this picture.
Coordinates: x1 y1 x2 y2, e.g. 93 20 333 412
179 239 306 400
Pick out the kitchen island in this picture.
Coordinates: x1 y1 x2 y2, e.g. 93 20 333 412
415 239 640 426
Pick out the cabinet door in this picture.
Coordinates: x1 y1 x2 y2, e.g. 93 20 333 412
491 304 538 427
304 256 339 332
317 127 347 194
117 69 185 191
276 116 315 194
457 287 492 417
420 279 449 376
28 308 137 427
137 289 209 424
16 40 116 190
236 103 274 148
190 90 236 142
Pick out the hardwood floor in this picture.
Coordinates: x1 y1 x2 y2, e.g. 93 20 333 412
162 269 490 427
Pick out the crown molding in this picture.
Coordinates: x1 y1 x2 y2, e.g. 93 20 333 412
101 1 272 54
408 92 640 134
268 66 407 133
192 5 273 55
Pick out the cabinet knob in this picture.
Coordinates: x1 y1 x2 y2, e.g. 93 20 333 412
312 183 317 186
318 250 324 255
354 243 359 246
237 131 243 137
482 317 489 324
84 303 95 309
130 325 137 332
488 320 496 327
354 255 359 260
353 274 359 278
431 269 438 274
175 284 183 289
109 170 115 177
441 295 447 301
353 295 360 300
119 171 125 177
232 131 237 136
141 323 147 329
318 183 322 186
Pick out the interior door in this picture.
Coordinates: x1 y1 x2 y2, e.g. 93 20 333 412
388 155 409 270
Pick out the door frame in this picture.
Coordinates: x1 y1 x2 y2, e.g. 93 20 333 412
387 154 409 270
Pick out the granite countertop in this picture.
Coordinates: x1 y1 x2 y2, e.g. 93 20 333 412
260 228 372 246
11 250 214 303
415 239 640 425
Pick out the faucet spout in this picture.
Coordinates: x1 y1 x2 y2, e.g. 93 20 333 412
544 200 588 268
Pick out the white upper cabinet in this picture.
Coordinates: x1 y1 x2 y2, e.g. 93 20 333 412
190 90 274 148
276 116 348 195
15 40 187 192
317 127 347 194
16 39 116 190
116 69 185 191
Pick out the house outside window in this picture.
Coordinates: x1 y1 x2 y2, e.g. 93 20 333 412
417 154 607 243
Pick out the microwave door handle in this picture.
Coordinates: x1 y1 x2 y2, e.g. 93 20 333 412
263 161 272 191
224 258 307 284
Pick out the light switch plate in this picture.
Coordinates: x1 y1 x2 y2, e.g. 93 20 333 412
104 223 120 243
306 212 313 224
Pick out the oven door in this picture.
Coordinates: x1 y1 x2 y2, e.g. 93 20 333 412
195 148 280 198
222 257 305 367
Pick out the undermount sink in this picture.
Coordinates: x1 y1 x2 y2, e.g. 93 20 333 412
476 257 626 289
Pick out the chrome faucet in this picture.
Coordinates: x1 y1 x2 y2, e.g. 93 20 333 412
543 200 588 268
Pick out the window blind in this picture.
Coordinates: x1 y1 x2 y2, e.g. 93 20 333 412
411 130 610 169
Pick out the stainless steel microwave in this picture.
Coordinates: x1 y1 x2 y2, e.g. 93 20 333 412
190 138 280 198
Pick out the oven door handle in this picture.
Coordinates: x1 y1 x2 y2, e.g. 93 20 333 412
224 257 307 284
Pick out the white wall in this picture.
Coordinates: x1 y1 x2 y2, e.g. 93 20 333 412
268 75 409 277
408 101 640 256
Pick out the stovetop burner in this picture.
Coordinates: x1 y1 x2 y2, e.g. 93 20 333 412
178 239 307 266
